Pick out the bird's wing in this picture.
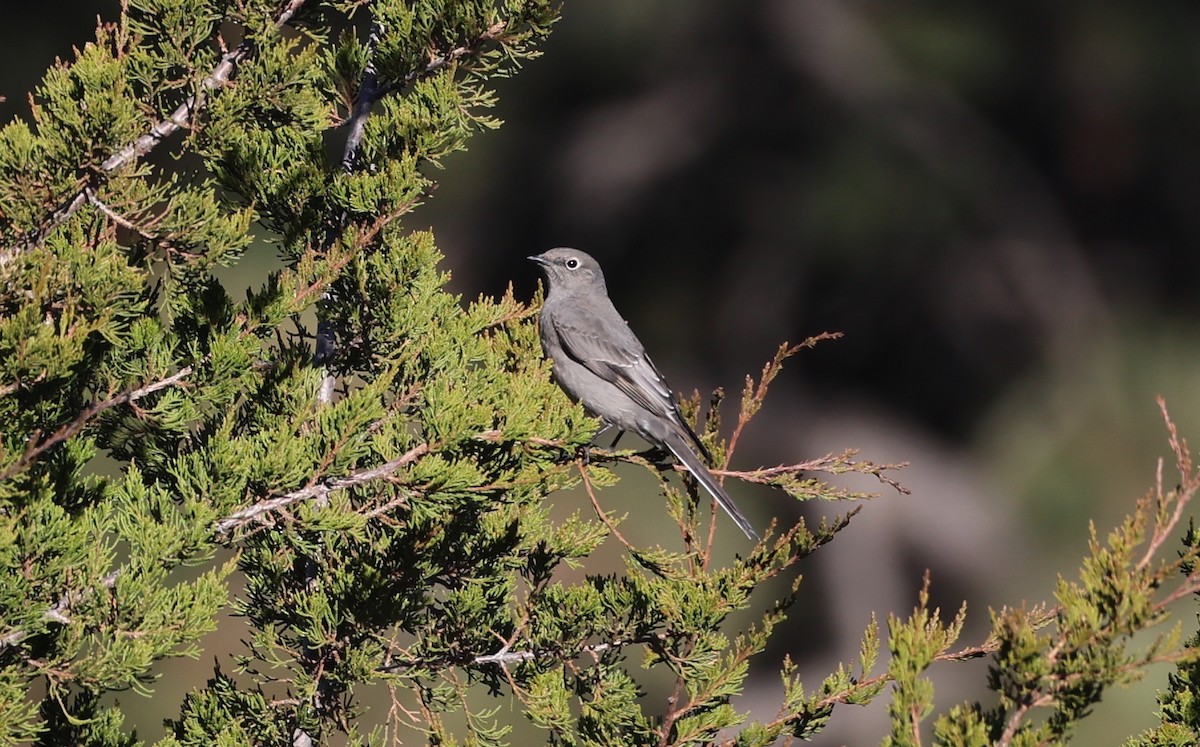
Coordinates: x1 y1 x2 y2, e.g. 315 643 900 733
552 314 712 459
552 315 674 416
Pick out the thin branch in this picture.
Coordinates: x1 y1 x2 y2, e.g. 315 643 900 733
579 461 638 553
579 444 907 498
213 442 430 535
381 634 658 673
658 641 694 747
85 188 156 238
0 366 193 481
709 453 909 495
724 334 841 466
0 441 432 653
3 0 307 260
472 637 641 666
340 21 385 173
909 701 925 747
0 572 120 651
1139 397 1198 569
379 20 510 98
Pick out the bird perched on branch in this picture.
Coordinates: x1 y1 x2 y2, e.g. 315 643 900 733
530 247 758 540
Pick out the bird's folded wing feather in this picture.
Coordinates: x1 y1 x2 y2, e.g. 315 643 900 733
552 316 677 421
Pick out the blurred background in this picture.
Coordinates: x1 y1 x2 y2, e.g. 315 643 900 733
6 1 1200 743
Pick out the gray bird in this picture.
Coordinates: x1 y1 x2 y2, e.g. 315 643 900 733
530 247 758 540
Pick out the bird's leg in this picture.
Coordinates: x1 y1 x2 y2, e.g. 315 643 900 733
575 424 608 465
594 426 668 463
576 422 627 464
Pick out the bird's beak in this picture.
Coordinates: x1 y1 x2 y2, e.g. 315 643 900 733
527 254 547 266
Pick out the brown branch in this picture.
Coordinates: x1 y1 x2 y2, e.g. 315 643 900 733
579 461 638 553
724 334 841 466
708 453 909 496
380 20 510 98
1139 397 1198 570
0 366 193 481
658 640 697 747
582 445 907 498
909 701 925 747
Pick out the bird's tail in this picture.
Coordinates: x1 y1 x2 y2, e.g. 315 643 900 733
662 431 759 541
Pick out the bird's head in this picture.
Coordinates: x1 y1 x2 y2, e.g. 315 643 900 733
528 248 608 296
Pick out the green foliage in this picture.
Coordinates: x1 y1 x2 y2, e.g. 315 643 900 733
884 577 967 747
1 0 885 743
884 403 1200 747
1126 524 1200 747
5 0 1200 745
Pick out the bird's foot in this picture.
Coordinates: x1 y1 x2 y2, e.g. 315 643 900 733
607 428 626 450
575 443 593 465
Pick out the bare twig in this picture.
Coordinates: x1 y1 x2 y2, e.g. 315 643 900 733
709 452 910 495
724 334 841 465
381 634 657 674
1138 397 1198 569
85 188 155 238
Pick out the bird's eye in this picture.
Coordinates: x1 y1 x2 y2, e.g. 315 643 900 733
565 258 580 269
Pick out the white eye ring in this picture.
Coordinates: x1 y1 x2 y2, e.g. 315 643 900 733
565 258 580 269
